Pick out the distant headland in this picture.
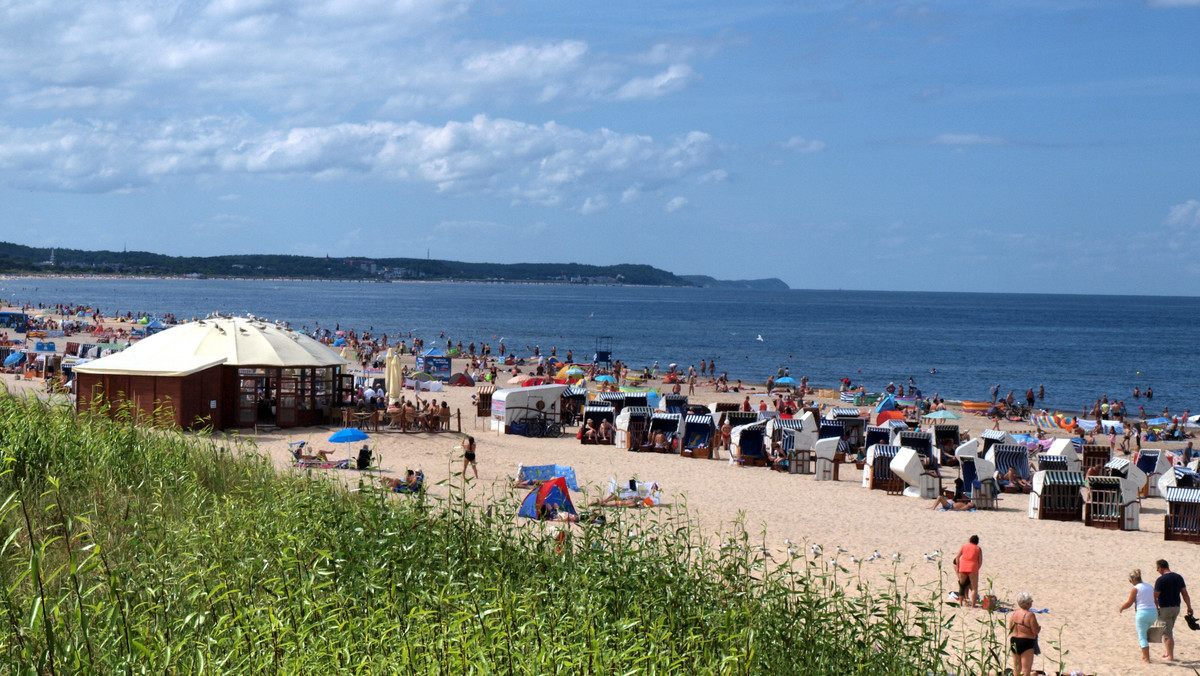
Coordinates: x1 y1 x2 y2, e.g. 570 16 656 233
0 241 788 289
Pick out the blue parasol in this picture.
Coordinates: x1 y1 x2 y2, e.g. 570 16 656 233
329 427 371 464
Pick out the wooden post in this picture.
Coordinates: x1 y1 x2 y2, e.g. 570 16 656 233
456 409 461 433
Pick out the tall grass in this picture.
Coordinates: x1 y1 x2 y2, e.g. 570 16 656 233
0 393 1016 674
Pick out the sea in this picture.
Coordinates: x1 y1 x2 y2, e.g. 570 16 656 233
3 277 1197 417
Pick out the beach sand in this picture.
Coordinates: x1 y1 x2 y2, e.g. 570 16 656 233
234 374 1197 676
4 308 1197 674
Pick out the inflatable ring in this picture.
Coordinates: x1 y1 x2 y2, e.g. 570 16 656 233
535 400 545 411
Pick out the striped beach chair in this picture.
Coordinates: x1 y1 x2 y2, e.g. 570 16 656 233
863 444 904 495
1028 470 1085 521
681 414 715 459
1163 487 1200 543
988 444 1032 493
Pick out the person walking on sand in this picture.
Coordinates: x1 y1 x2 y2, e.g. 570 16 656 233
1008 591 1041 676
953 535 982 607
1155 559 1193 662
1119 568 1158 664
461 435 478 480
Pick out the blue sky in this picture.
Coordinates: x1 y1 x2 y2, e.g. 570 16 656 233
1 0 1198 294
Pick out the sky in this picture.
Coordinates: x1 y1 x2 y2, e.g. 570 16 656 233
0 0 1198 294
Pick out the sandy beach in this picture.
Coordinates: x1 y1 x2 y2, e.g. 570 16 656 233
5 306 1199 675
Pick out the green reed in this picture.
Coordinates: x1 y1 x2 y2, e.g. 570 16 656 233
0 393 1015 674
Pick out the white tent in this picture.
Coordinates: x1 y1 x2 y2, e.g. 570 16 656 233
75 315 346 376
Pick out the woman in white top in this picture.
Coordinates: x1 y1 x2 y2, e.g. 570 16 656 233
1118 568 1158 664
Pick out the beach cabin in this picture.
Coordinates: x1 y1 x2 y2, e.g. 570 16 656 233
931 425 961 464
1157 466 1200 497
979 429 1013 456
659 394 688 416
1084 474 1140 531
1035 453 1070 472
75 316 349 430
959 454 999 510
1163 487 1200 544
622 392 650 409
647 412 683 452
724 411 758 429
828 408 866 453
579 404 616 445
490 384 570 434
865 425 899 451
1080 444 1111 472
813 437 842 481
475 384 496 417
594 391 625 414
680 414 715 459
1135 449 1171 498
1105 457 1147 493
561 385 588 424
863 445 904 494
890 447 940 498
767 415 816 451
615 406 654 450
732 421 768 467
985 444 1033 493
897 431 936 466
1028 470 1086 521
1042 438 1081 472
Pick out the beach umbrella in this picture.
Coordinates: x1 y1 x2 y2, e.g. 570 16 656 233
1145 417 1171 426
328 427 370 463
384 348 401 404
775 376 796 386
507 374 532 384
594 375 616 383
408 371 433 382
923 410 961 420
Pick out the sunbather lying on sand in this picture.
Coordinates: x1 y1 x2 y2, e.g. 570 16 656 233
380 470 423 492
930 495 976 511
291 442 334 463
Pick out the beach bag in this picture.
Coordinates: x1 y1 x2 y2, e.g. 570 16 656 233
1147 620 1166 644
980 595 999 612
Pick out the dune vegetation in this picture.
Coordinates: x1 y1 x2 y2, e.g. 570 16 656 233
0 395 1021 674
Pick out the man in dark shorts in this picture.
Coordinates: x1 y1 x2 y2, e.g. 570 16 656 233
1155 559 1193 662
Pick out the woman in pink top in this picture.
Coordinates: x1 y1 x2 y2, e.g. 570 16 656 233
954 534 983 607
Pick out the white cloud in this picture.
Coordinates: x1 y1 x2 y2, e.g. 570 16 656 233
1166 200 1200 229
621 185 642 203
0 1 702 118
780 136 826 153
462 41 587 80
580 195 608 215
698 169 728 183
0 115 720 205
615 64 696 100
930 133 1005 146
664 196 688 212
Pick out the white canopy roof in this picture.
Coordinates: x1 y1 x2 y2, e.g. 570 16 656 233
75 316 348 377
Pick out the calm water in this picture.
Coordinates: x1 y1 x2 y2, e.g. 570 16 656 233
3 278 1196 416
